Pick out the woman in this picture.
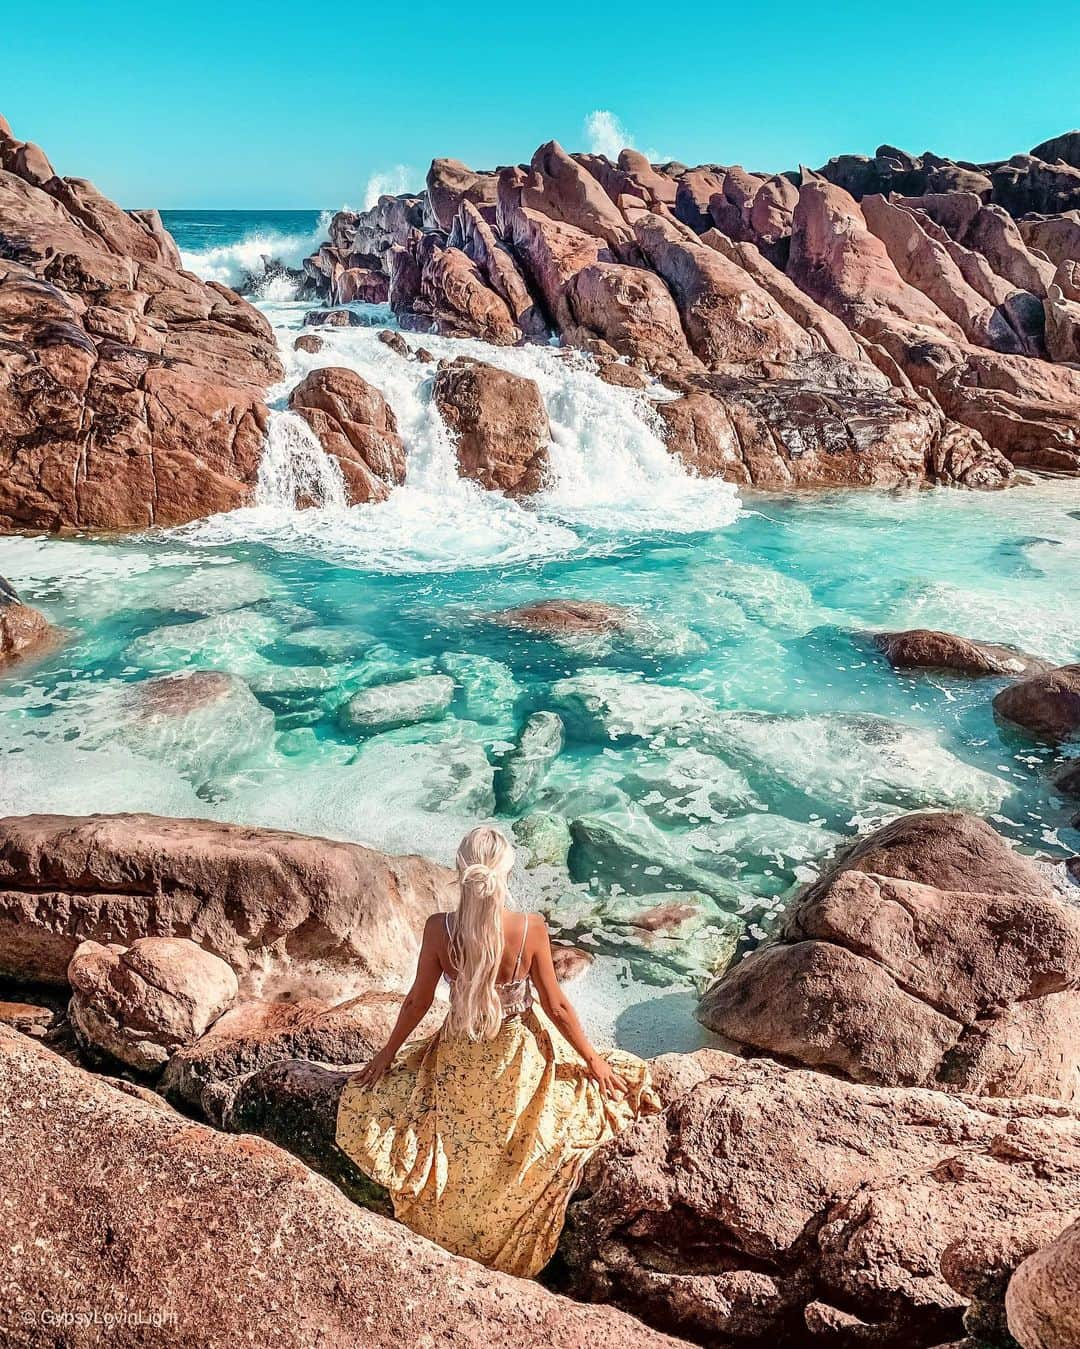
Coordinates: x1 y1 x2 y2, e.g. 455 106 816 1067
336 825 659 1278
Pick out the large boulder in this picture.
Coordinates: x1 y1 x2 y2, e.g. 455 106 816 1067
561 1049 1080 1347
1007 1218 1080 1349
873 628 1051 677
0 813 454 995
564 261 698 374
993 664 1080 742
448 199 548 338
68 936 238 1073
161 991 443 1114
0 1027 682 1347
424 157 498 232
655 370 1011 490
631 210 815 367
0 118 283 532
432 357 550 495
288 366 406 502
698 812 1080 1100
0 576 58 667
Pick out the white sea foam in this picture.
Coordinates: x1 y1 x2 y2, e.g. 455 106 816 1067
179 212 332 294
181 304 741 572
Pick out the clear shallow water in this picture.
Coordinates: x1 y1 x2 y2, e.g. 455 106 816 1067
3 220 1079 1052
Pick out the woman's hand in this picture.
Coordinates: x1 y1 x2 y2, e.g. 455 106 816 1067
354 1047 394 1090
586 1053 628 1100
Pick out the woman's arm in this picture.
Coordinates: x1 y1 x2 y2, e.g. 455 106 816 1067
353 914 445 1088
529 916 628 1099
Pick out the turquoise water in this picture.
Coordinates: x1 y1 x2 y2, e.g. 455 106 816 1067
2 224 1078 1049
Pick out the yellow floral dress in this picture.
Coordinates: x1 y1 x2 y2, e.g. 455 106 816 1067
335 936 659 1278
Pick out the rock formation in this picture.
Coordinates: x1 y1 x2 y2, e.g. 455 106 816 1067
0 575 58 667
287 366 406 502
1007 1217 1080 1349
432 358 550 495
0 1027 682 1347
0 116 284 530
698 811 1080 1101
0 813 453 995
68 936 238 1073
561 1048 1080 1346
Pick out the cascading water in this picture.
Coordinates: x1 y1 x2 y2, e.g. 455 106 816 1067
187 300 741 572
255 411 348 510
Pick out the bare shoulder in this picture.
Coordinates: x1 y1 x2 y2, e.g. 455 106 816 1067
424 911 450 943
524 911 548 944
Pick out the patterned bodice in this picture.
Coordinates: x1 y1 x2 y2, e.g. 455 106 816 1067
443 913 533 1017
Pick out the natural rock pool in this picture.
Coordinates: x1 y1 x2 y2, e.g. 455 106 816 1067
2 301 1078 1052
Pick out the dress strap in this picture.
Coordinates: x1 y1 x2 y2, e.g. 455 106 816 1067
510 914 529 980
445 912 453 939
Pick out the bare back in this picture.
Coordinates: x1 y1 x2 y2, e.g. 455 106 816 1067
436 909 534 985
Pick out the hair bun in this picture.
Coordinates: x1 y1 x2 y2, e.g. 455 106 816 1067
458 861 498 897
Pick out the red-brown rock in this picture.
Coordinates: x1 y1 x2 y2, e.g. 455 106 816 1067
0 1027 682 1348
1007 1218 1080 1349
424 157 499 232
432 358 549 495
993 664 1080 742
0 813 454 996
564 261 697 374
0 578 58 667
563 1049 1080 1346
288 366 406 503
873 628 1051 676
0 119 282 531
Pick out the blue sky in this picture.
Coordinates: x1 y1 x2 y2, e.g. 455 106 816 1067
5 1 1079 208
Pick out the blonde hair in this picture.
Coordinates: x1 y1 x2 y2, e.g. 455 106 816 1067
443 826 515 1042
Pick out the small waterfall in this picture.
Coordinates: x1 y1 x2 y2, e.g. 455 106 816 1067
255 411 348 510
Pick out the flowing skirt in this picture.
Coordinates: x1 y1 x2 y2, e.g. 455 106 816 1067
335 1005 659 1277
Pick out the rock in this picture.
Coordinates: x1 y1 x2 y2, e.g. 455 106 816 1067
521 140 635 250
698 812 1080 1100
293 333 323 354
701 232 864 360
0 998 59 1036
302 308 363 327
1053 759 1080 798
332 266 389 305
337 674 455 734
564 261 697 373
0 120 283 532
595 359 649 388
425 157 498 232
993 664 1080 742
787 178 967 341
655 371 1011 490
512 811 572 869
1030 131 1080 169
1008 1218 1080 1349
489 598 634 639
407 233 522 344
0 813 453 995
67 936 238 1073
432 358 550 495
162 991 443 1114
0 1027 682 1347
873 628 1052 677
1019 212 1080 268
288 366 406 503
0 576 58 667
632 210 814 367
551 944 594 983
1045 282 1080 363
376 328 409 356
561 1049 1080 1347
448 200 548 339
500 711 564 811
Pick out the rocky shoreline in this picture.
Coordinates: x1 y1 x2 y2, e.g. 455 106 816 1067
2 805 1079 1346
3 117 1080 535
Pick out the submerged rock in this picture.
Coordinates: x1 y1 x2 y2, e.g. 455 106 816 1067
698 811 1080 1101
500 711 564 811
337 674 455 734
874 628 1052 677
0 813 453 994
512 811 572 869
68 936 238 1074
